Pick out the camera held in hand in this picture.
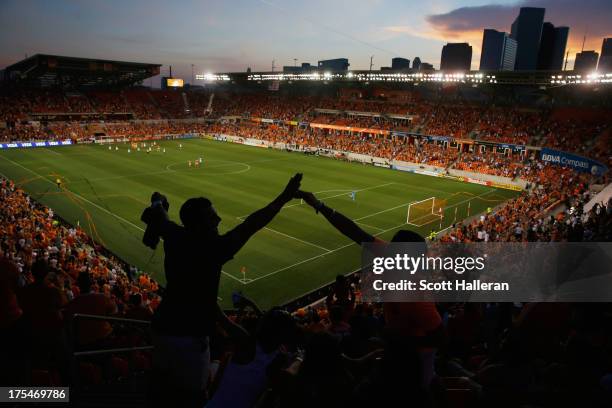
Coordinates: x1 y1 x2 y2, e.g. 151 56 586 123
141 192 169 249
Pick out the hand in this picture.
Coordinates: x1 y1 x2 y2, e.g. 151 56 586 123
295 190 320 208
280 173 303 202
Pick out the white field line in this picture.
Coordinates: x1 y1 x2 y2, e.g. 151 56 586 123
406 210 445 227
233 219 333 254
70 156 287 184
355 221 385 232
43 148 64 156
259 225 333 253
243 189 497 284
80 193 149 206
282 182 396 210
231 182 397 254
221 269 250 284
228 182 394 223
352 200 410 221
1 153 503 286
0 155 243 284
1 155 149 232
74 159 249 184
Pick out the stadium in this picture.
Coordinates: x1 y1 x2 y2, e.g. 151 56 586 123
1 16 611 408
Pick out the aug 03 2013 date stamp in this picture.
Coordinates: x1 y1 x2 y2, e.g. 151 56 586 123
0 387 69 403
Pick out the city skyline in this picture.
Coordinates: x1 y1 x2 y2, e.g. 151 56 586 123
0 0 610 84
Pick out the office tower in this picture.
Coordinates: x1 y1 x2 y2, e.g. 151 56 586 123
574 51 599 71
480 29 517 70
511 7 545 70
537 23 569 70
391 57 411 70
440 43 473 71
598 38 612 71
317 58 349 72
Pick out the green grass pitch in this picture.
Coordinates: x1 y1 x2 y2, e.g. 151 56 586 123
0 139 518 308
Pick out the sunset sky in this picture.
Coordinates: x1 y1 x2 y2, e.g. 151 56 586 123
0 0 609 84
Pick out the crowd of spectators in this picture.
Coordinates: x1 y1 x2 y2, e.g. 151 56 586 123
441 168 611 243
1 88 609 162
1 164 610 406
102 121 211 138
1 88 611 406
0 178 160 386
0 160 610 407
206 121 544 179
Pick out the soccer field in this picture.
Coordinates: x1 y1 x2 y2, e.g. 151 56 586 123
0 138 518 308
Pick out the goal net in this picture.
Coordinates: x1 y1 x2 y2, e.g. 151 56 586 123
406 197 447 226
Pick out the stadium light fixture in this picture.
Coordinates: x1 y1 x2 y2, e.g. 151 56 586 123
323 72 332 79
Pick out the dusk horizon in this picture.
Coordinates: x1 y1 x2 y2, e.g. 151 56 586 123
1 0 610 86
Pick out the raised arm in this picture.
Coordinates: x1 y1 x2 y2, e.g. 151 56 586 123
296 191 375 245
223 173 302 254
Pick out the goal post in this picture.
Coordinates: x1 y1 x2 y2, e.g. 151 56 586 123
406 197 447 226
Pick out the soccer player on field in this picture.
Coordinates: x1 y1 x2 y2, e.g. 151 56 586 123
188 160 192 168
56 178 62 189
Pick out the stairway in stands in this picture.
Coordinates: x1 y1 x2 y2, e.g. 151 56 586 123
206 93 215 114
182 92 190 116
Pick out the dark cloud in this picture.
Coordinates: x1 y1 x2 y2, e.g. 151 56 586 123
427 5 515 33
426 0 611 52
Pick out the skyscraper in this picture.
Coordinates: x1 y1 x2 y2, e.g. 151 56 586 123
412 57 421 71
511 7 545 70
537 23 569 70
598 38 612 71
480 29 517 71
574 51 599 71
317 58 349 72
440 43 472 71
391 57 410 70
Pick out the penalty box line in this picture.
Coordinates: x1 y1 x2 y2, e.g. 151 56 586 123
0 155 246 285
235 220 334 254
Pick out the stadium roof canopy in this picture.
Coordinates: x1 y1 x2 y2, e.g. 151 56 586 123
208 70 612 87
1 54 161 88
